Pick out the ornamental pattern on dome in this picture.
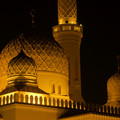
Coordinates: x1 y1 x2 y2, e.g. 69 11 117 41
107 73 120 105
0 32 69 77
0 38 21 76
107 73 120 91
21 34 69 76
58 0 77 24
7 51 36 77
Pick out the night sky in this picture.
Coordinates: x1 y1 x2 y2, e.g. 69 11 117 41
0 0 119 104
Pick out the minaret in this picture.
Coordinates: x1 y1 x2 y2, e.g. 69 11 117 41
53 0 84 102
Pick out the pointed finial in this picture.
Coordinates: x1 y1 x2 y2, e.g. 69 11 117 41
116 55 120 73
19 33 24 39
30 9 36 28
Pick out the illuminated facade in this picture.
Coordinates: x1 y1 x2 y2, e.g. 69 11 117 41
0 0 120 120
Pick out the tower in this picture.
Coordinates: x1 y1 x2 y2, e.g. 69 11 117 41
53 0 84 102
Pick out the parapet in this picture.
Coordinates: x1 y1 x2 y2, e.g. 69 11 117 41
53 24 83 34
0 92 120 117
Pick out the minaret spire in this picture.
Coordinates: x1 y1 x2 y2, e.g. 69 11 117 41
30 9 36 28
58 0 77 24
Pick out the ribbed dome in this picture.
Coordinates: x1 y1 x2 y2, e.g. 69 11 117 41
7 50 36 77
7 50 37 85
107 73 120 90
0 38 21 76
107 73 120 106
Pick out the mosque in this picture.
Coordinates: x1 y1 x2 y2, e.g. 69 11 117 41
0 0 120 120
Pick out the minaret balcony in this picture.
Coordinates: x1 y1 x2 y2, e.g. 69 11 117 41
53 24 83 34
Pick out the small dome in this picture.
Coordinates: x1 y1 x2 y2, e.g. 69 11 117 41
0 38 21 76
107 73 120 106
7 50 37 85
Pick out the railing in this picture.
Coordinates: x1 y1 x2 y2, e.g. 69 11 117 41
52 24 83 33
0 93 120 116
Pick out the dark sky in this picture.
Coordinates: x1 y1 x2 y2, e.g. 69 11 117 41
0 0 120 104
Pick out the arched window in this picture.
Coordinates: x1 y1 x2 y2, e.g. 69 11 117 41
58 85 61 94
52 84 55 93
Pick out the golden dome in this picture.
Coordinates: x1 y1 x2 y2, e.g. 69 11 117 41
7 50 37 86
0 38 22 91
0 38 21 76
21 32 69 76
7 50 36 77
0 32 68 88
107 73 120 106
0 32 68 76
